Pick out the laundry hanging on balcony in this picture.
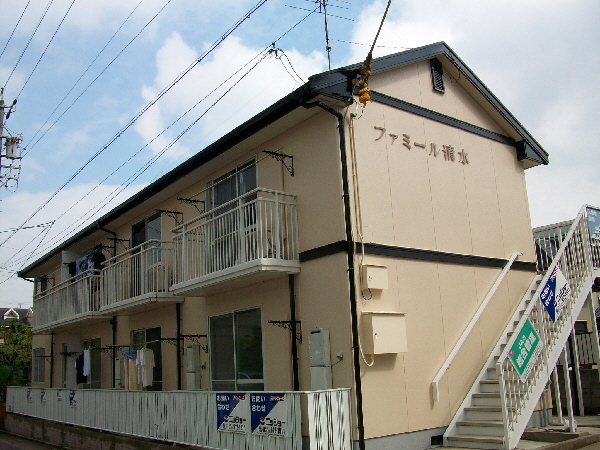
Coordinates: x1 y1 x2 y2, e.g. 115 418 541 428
75 352 87 385
68 248 107 277
121 349 141 390
136 348 155 388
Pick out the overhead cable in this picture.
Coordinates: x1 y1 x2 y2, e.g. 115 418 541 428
13 0 78 100
0 0 32 62
3 0 55 89
0 0 270 250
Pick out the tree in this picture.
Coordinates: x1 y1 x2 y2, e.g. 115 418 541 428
0 321 32 404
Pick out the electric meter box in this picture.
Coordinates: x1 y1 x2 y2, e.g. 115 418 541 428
186 345 202 390
362 312 407 354
362 265 388 290
309 328 332 390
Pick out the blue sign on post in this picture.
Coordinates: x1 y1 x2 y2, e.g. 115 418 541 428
250 393 288 437
539 266 571 322
216 393 248 433
587 207 600 240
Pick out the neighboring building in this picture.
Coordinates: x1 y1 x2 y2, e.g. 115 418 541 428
12 42 596 450
0 307 33 326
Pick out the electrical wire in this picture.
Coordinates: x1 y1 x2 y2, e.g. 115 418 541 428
332 38 410 50
0 7 317 271
13 0 78 100
23 0 167 155
8 51 269 258
20 0 146 150
0 0 271 251
2 0 55 89
0 0 32 62
0 49 272 272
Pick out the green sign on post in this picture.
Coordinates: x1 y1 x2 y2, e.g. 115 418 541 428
508 318 543 382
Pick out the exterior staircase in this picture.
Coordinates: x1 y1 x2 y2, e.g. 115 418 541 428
443 205 597 450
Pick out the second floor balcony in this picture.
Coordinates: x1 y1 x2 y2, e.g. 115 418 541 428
100 240 183 315
171 189 301 296
32 270 105 333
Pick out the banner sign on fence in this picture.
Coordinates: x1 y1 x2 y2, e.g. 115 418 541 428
57 389 62 401
69 390 77 407
41 389 46 403
587 207 600 240
539 265 571 322
26 388 32 402
216 393 248 433
250 393 288 437
509 318 543 382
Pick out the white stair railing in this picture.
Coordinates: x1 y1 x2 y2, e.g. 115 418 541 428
496 205 595 449
432 251 523 402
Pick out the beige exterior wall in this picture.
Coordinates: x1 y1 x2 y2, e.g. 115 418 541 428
27 56 547 444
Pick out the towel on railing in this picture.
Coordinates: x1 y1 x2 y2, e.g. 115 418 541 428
136 348 155 387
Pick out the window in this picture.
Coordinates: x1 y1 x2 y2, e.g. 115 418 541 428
210 308 264 391
132 326 162 391
81 338 101 389
208 160 257 271
33 348 45 383
131 213 163 294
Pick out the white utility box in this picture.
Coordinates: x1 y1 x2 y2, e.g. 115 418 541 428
362 265 388 290
361 311 407 354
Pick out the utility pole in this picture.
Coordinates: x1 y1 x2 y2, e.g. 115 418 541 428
0 88 22 189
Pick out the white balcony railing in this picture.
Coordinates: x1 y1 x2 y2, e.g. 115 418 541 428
101 240 176 310
7 387 352 450
32 270 102 331
172 189 300 293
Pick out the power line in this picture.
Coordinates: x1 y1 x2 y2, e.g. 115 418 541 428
0 0 32 62
0 0 271 251
22 0 151 155
3 0 55 89
0 7 318 271
13 0 78 100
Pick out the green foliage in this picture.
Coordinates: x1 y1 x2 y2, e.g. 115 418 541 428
0 322 32 387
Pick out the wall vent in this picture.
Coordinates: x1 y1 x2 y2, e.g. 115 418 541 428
430 58 445 93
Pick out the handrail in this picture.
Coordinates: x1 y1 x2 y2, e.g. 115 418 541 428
431 251 522 402
33 269 101 301
496 208 587 366
102 239 170 265
171 187 296 233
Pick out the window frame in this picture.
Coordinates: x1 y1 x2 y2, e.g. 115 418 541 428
208 306 265 391
32 347 46 383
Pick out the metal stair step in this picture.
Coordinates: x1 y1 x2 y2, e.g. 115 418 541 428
464 406 504 421
472 393 501 406
457 420 504 437
446 434 504 450
479 380 500 393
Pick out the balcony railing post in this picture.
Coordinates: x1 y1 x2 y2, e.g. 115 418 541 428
181 225 188 283
274 192 281 259
238 197 246 264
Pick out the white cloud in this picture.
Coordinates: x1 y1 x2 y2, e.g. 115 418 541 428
134 33 327 160
0 183 146 307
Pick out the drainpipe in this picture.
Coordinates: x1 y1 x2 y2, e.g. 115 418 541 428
289 274 299 391
176 303 182 390
302 101 365 450
49 332 54 388
110 316 117 388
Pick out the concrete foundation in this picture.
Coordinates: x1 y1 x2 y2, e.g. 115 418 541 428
5 413 208 450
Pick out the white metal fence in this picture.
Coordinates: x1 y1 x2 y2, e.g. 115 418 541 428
6 387 352 450
101 240 174 308
172 189 299 285
496 205 596 449
32 270 102 330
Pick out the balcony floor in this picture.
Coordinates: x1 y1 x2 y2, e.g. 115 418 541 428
171 258 301 296
33 311 107 334
99 292 184 316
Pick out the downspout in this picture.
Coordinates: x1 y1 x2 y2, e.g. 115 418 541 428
49 332 54 388
289 274 299 391
302 101 365 450
176 303 182 390
111 316 117 388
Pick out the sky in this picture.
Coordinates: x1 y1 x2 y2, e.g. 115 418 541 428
0 0 598 308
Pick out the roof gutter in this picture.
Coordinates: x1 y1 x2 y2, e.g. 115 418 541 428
303 101 365 450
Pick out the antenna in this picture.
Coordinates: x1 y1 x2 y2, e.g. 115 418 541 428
317 0 332 69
